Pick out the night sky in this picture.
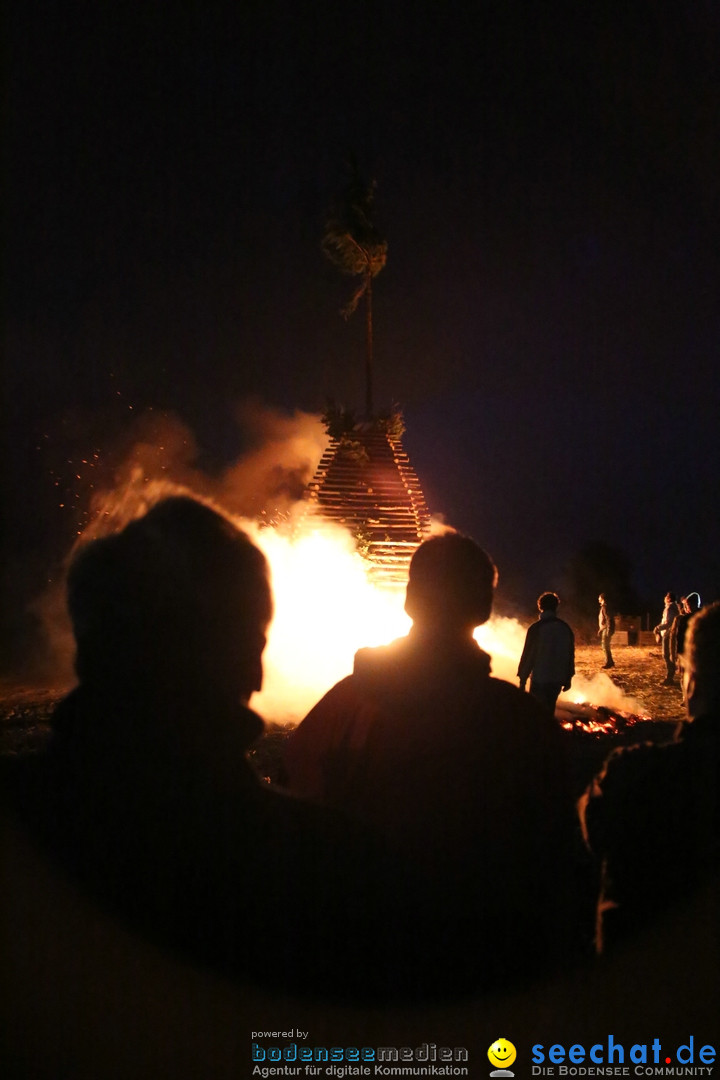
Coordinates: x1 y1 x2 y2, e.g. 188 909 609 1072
5 0 720 656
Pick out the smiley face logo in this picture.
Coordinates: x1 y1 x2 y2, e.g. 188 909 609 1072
488 1038 517 1073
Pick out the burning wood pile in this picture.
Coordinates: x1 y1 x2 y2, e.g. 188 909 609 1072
556 700 653 737
304 422 431 585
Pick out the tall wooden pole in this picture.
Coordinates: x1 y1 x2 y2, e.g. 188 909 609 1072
365 270 373 419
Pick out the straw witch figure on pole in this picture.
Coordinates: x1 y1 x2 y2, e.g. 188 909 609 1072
322 160 388 420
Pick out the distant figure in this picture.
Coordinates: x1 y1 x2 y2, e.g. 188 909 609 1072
517 591 575 714
285 533 592 982
3 495 450 1002
671 592 701 661
580 601 720 951
597 593 615 669
670 592 702 701
654 591 680 684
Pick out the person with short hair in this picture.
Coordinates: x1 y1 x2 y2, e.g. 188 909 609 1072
517 591 575 714
285 533 499 806
580 601 720 951
285 533 591 984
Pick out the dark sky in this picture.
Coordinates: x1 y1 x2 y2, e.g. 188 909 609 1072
5 0 720 629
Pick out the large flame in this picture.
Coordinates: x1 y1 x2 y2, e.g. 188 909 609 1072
246 519 411 722
59 475 645 728
240 522 646 726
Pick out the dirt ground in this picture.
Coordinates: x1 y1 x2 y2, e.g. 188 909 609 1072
573 642 685 725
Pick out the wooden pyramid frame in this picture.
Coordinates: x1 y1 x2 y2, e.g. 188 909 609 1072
304 425 431 585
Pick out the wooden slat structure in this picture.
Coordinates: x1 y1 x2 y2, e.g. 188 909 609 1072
304 428 432 585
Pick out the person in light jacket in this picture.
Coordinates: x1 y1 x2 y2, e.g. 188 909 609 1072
654 591 680 685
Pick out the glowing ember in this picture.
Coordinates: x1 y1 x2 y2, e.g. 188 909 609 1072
556 702 653 736
559 672 649 730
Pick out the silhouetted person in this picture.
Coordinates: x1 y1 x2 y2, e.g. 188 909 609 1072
597 593 615 669
670 591 701 686
3 496 459 1002
654 590 680 684
580 600 720 952
517 591 575 714
285 533 593 982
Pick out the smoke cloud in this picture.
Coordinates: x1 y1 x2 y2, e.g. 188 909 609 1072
24 402 327 689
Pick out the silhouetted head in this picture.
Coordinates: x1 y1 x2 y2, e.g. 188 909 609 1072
404 534 497 633
538 591 560 613
685 592 701 613
683 601 720 718
665 591 676 604
68 496 273 704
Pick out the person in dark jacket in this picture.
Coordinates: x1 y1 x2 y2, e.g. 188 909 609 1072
580 600 720 953
285 533 593 983
670 592 701 700
517 591 575 714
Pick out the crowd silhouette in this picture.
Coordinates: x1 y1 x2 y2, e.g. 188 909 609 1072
3 495 718 1013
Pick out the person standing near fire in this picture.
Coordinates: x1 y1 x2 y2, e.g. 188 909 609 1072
517 591 575 714
598 593 615 669
285 533 594 984
654 590 680 685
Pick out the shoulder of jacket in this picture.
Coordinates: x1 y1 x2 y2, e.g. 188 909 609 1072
353 642 395 677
